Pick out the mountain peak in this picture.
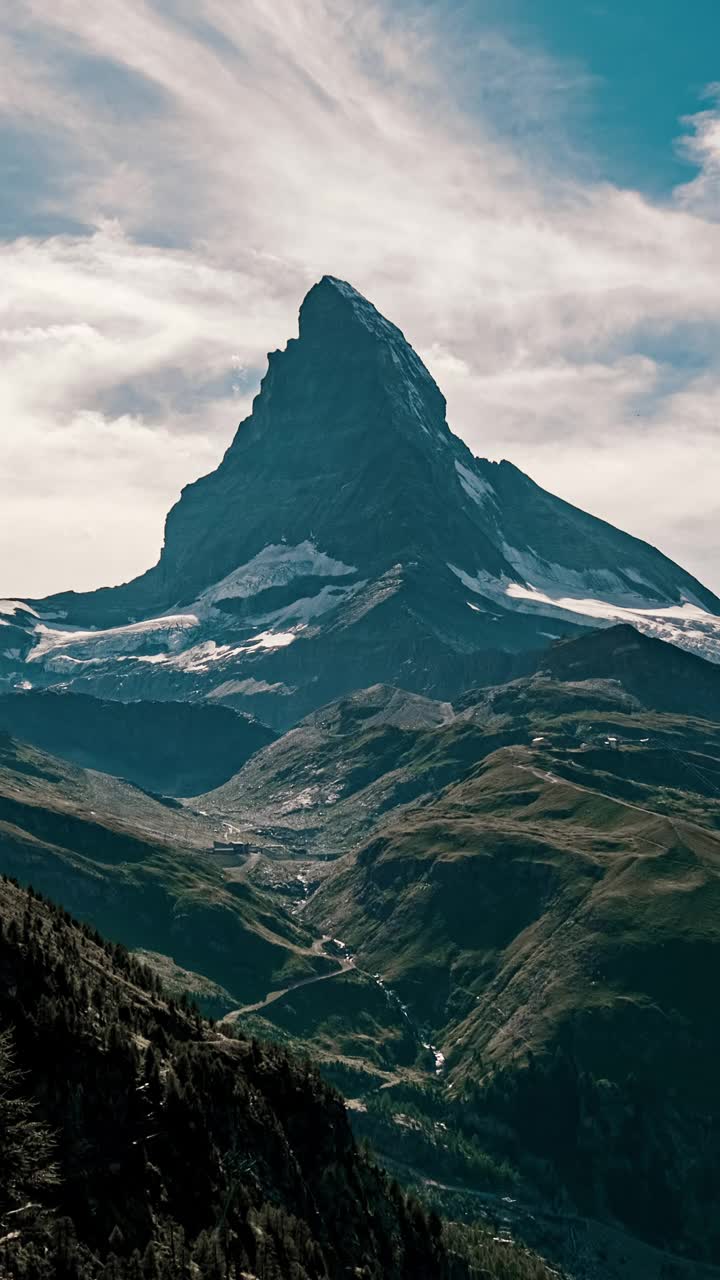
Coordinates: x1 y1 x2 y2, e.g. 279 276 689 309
297 275 446 421
21 279 720 721
299 274 389 335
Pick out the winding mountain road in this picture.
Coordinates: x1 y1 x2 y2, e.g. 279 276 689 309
516 761 681 843
222 940 354 1020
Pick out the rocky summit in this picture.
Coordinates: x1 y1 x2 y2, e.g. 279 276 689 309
6 276 720 727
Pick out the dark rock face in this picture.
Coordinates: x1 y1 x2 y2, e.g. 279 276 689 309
9 277 720 727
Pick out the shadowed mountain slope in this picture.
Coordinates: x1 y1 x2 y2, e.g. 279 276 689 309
0 689 275 796
519 622 720 719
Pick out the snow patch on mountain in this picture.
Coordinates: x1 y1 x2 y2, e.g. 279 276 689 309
449 564 500 598
254 581 364 628
134 641 241 672
0 600 40 619
243 629 297 652
20 542 343 679
499 546 675 606
507 582 717 625
194 542 356 612
208 677 291 697
455 461 494 508
129 630 298 675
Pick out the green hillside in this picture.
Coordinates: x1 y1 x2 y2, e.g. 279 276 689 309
0 733 332 1008
312 745 720 1084
197 628 720 861
305 730 720 1262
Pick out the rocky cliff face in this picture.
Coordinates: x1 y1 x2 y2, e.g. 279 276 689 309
6 276 720 727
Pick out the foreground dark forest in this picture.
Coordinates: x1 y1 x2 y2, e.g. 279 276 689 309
0 874 556 1280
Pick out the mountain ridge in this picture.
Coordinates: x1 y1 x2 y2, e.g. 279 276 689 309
194 623 720 859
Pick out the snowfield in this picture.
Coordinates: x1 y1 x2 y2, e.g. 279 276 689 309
450 559 720 663
18 541 351 677
7 527 720 695
27 613 202 663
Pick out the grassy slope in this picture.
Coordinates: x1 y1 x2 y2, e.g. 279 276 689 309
197 636 720 863
197 632 720 1106
5 626 720 1270
269 645 720 1267
309 742 720 1093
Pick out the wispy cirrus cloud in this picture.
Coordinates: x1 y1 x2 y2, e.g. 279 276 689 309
0 0 718 595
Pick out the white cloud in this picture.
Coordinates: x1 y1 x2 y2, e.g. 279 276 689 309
675 85 720 219
0 225 262 593
0 412 223 597
0 0 719 594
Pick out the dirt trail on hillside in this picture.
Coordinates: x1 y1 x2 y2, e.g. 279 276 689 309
222 851 261 882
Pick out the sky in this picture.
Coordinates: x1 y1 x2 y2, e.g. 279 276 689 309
1 0 719 597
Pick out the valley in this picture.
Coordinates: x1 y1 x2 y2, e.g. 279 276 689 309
3 622 718 1277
